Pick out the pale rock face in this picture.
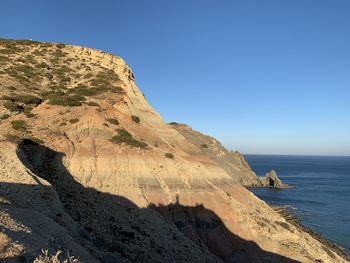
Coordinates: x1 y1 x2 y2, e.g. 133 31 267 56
0 40 348 262
263 170 284 187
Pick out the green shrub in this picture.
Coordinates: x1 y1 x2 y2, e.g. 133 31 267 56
111 86 125 94
51 49 67 59
48 84 66 90
131 115 140 124
0 38 40 46
41 90 65 99
165 153 174 159
11 120 26 130
37 62 49 68
88 69 123 94
2 94 42 106
68 86 100 96
56 43 65 49
3 101 23 112
111 128 148 149
1 95 16 101
13 64 36 78
68 84 122 97
0 114 10 120
201 144 209 149
32 49 47 56
47 92 86 107
85 101 100 107
94 69 120 83
69 118 80 124
168 122 179 125
25 112 36 118
17 95 42 105
0 45 22 54
107 118 119 125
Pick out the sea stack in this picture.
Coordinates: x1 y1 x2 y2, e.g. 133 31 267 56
263 170 289 188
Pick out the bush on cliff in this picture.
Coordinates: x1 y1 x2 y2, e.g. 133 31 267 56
165 153 174 159
131 115 140 124
3 101 23 112
111 128 148 149
107 118 119 125
11 120 26 130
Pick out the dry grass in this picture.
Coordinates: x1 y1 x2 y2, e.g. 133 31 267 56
33 249 80 263
0 232 23 259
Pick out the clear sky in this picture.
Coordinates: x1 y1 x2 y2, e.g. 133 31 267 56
1 1 350 155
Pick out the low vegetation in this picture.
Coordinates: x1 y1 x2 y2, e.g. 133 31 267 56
3 101 23 112
111 128 148 149
168 122 179 125
24 111 36 118
33 249 80 263
69 118 80 124
2 95 42 115
85 101 100 107
11 120 26 130
3 95 42 105
165 152 174 159
0 39 127 115
201 143 209 149
0 114 10 120
107 118 119 125
68 86 103 96
131 115 140 123
42 81 125 107
43 91 86 107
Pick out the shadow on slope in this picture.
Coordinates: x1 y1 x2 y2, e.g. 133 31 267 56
1 139 300 262
151 196 293 262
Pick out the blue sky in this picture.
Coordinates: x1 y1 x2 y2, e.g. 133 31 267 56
1 1 350 155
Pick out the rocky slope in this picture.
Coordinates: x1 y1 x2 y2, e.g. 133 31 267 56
0 39 347 262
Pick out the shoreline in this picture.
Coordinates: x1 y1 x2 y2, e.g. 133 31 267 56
272 205 349 261
247 184 293 189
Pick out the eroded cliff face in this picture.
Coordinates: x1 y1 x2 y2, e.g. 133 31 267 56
0 39 347 262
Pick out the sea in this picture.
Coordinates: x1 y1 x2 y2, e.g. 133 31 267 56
245 154 350 254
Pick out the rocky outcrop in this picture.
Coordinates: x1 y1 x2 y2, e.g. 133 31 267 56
170 124 261 186
0 39 347 262
171 124 286 188
261 170 289 188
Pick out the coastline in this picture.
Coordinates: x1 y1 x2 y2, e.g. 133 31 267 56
272 205 350 261
247 184 293 189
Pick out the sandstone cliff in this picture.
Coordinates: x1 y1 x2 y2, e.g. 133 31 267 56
0 39 347 262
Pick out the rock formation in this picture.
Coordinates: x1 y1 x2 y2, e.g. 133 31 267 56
262 170 288 188
0 39 347 262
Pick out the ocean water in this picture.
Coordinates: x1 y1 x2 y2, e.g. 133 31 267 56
245 154 350 254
